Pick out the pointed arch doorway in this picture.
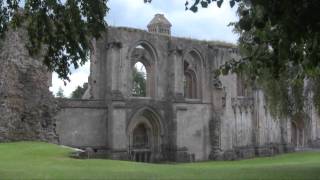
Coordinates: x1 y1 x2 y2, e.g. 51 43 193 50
291 119 305 148
128 108 163 163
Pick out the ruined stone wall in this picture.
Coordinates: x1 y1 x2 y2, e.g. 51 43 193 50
83 27 245 161
1 24 319 162
208 42 297 159
303 90 320 148
55 99 108 148
310 103 320 147
0 29 58 142
57 26 320 162
175 103 211 161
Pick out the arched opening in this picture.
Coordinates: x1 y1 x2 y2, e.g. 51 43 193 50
132 62 147 97
184 61 197 99
236 72 251 97
131 123 152 162
128 108 162 162
130 42 156 97
133 123 150 148
291 122 298 147
291 119 305 148
183 50 202 99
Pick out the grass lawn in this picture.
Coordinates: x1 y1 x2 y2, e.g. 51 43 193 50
0 142 319 180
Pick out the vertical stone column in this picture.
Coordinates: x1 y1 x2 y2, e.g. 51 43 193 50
209 77 225 160
252 90 260 153
89 38 108 99
106 41 127 159
108 101 128 159
209 111 223 160
169 48 184 100
106 41 123 100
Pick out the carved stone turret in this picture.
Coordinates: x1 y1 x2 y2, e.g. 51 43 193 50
147 14 172 36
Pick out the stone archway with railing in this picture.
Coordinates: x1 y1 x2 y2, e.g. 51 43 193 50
127 107 163 162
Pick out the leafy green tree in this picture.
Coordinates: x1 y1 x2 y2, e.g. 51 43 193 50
132 67 146 97
147 0 320 117
0 0 108 81
2 0 319 116
56 87 65 98
227 0 320 117
71 82 88 99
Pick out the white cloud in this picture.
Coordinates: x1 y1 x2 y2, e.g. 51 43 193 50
51 0 239 96
168 2 238 41
107 0 238 41
50 62 90 97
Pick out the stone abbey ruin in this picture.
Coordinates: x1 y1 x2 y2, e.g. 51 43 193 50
1 14 320 162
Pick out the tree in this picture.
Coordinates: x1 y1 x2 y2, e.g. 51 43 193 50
132 67 146 97
0 0 108 81
2 0 319 116
71 82 88 99
56 87 65 98
147 0 320 117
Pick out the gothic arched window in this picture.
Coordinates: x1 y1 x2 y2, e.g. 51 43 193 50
184 62 198 99
130 43 156 98
132 62 147 97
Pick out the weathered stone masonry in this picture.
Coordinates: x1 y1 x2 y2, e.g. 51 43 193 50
1 14 319 162
55 14 320 162
0 29 58 142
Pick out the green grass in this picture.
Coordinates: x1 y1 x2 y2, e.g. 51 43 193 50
0 142 320 180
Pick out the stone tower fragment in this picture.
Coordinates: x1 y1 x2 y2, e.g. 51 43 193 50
147 14 172 36
0 28 58 143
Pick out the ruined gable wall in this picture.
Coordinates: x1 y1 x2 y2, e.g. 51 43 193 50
86 26 265 161
87 26 237 102
59 26 320 161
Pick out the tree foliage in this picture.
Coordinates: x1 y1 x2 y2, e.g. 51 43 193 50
0 0 108 81
56 87 65 98
71 82 88 99
132 67 146 97
2 0 320 118
179 1 320 78
231 1 320 118
231 0 319 118
147 0 320 118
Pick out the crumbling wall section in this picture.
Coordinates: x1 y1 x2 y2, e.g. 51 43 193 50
0 29 58 142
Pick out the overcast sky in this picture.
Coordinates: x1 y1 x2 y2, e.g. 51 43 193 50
50 0 239 97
